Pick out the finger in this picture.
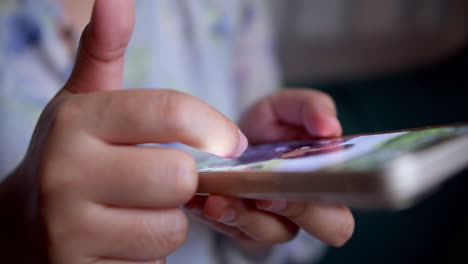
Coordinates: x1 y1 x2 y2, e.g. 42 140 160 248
185 197 277 252
86 146 197 208
203 195 299 243
64 0 135 93
60 89 247 157
256 200 354 247
88 206 188 261
239 89 342 144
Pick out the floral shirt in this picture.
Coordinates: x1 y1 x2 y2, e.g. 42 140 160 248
0 0 324 263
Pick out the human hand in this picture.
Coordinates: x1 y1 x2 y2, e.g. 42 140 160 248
184 89 354 250
0 1 247 263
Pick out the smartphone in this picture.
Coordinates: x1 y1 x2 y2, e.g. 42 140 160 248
196 124 468 210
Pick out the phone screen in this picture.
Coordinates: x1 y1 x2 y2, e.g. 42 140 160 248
197 125 468 173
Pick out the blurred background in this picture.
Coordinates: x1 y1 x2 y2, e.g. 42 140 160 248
272 0 468 263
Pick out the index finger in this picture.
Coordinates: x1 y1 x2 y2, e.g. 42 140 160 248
58 89 247 158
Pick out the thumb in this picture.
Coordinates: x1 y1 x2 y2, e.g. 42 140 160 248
64 0 135 93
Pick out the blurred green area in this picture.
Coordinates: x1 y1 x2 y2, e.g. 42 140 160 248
288 45 468 263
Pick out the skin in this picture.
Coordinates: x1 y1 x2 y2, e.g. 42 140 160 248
0 0 354 263
186 90 354 251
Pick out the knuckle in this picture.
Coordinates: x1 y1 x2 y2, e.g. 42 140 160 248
82 20 131 64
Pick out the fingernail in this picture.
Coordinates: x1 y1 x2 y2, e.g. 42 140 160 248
256 200 288 212
219 208 236 223
228 128 248 158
